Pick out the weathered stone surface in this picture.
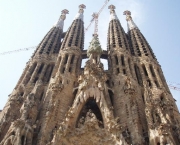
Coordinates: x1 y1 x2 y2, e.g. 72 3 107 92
0 4 180 145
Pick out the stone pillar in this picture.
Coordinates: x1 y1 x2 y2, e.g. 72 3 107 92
39 64 48 81
29 63 41 83
130 60 137 80
59 55 66 73
111 55 117 74
124 57 131 77
153 66 163 88
72 55 79 73
145 64 156 87
117 54 122 74
22 63 37 85
65 54 72 72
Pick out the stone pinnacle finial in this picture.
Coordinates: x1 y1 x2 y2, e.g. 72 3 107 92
55 9 69 29
123 10 138 31
123 10 132 21
87 35 102 64
108 5 118 21
74 4 86 21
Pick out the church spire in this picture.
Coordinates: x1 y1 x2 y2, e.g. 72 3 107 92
123 10 156 59
54 9 69 29
107 5 130 51
108 5 118 21
74 4 86 21
123 10 138 31
61 4 85 50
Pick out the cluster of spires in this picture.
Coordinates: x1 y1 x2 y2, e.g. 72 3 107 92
54 4 139 59
55 4 138 33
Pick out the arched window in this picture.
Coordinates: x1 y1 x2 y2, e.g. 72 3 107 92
121 55 125 66
142 64 148 77
77 99 104 128
64 54 68 64
115 55 118 65
149 65 156 77
134 64 143 86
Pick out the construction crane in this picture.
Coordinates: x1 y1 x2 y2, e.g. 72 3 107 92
0 0 179 93
168 85 180 91
85 0 110 33
0 46 36 55
0 0 110 55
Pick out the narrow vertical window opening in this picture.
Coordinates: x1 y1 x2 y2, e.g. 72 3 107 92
115 55 118 65
121 55 125 66
142 65 148 77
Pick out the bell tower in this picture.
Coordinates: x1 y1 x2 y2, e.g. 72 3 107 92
0 9 69 143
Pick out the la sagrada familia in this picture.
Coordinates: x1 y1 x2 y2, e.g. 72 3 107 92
0 4 180 145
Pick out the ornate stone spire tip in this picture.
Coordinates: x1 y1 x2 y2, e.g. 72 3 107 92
61 9 69 15
79 4 86 9
74 4 86 21
108 5 116 10
54 9 69 29
123 10 138 31
123 10 131 16
108 4 118 21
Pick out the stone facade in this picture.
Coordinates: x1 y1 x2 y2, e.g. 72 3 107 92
0 4 180 145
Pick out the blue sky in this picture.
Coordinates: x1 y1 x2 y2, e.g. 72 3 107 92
0 0 179 110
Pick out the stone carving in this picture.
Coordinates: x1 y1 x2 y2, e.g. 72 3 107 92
0 119 33 145
20 93 37 123
77 116 85 128
157 123 175 145
9 90 24 105
85 109 97 122
124 77 136 95
87 35 102 64
50 116 127 145
49 76 64 93
72 35 108 108
122 128 132 144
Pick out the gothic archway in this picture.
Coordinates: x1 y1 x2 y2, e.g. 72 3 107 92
76 98 104 128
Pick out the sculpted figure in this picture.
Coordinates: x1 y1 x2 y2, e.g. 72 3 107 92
124 77 135 96
87 35 102 64
20 93 37 123
85 109 97 122
77 116 85 128
152 109 161 127
50 76 64 93
0 119 33 145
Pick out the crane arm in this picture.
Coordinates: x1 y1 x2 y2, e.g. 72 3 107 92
85 0 110 32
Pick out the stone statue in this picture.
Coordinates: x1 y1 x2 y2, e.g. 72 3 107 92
77 116 85 128
20 93 37 123
87 35 102 64
0 119 33 145
85 109 97 122
124 77 135 96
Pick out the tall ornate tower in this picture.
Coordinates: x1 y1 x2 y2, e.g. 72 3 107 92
0 4 180 145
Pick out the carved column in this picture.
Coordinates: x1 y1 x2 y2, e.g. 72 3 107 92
130 60 137 80
72 55 79 73
111 55 117 74
59 55 66 73
145 64 156 87
117 54 122 74
65 54 72 72
39 64 48 81
124 57 131 77
153 66 163 88
29 63 41 83
22 63 37 85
